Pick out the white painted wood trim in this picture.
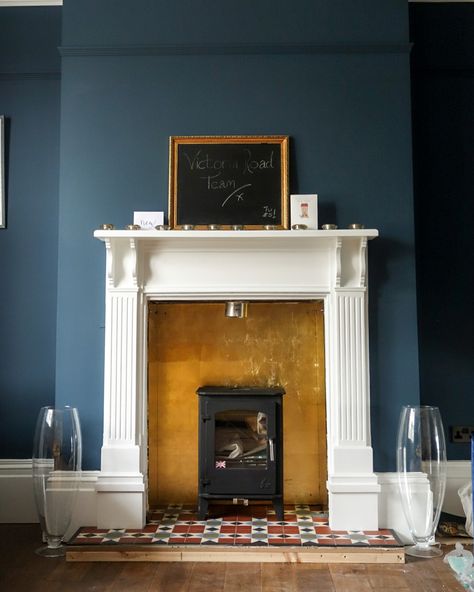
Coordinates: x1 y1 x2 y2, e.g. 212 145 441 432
95 229 380 530
445 460 472 516
0 460 99 532
0 460 37 522
94 229 378 240
377 462 472 543
0 1 62 6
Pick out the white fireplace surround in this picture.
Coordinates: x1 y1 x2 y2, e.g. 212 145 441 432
91 228 386 531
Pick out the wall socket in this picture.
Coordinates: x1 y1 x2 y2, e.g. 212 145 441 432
450 426 474 443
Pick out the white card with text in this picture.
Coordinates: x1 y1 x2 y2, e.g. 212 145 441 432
133 211 164 229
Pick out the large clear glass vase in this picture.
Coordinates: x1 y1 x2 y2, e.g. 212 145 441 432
32 406 82 557
396 405 447 558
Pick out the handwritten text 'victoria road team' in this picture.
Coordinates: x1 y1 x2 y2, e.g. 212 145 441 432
183 149 274 208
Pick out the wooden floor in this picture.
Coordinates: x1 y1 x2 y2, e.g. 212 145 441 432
0 524 463 592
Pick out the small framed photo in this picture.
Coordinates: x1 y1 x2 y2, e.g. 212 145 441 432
0 116 4 229
290 194 318 229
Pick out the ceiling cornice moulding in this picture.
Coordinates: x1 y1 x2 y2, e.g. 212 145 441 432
59 42 412 58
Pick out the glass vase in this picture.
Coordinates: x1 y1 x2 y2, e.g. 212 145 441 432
396 405 447 558
32 406 82 557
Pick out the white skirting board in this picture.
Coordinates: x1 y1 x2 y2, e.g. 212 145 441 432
0 460 37 523
0 460 99 538
442 461 472 516
1 459 470 542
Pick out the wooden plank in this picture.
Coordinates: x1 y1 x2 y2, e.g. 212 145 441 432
329 564 373 592
223 563 262 592
79 562 124 590
294 563 336 592
365 564 418 591
66 545 404 564
46 559 90 583
262 563 296 592
151 562 194 591
105 562 159 592
186 562 226 592
407 557 464 592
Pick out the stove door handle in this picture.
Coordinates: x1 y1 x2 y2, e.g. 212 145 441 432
269 438 275 462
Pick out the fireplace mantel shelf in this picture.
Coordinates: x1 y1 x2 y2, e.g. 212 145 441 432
94 228 378 240
94 227 378 295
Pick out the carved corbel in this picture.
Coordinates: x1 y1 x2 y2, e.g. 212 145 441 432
104 238 115 288
129 238 138 288
335 237 342 288
359 237 368 288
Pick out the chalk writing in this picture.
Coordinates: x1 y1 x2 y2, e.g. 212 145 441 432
183 150 239 171
221 184 252 208
262 206 277 219
244 149 275 174
201 172 236 191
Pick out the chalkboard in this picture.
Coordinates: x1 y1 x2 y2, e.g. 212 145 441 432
169 136 289 229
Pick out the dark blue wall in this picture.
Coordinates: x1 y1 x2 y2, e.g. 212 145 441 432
410 4 474 461
62 0 407 46
2 2 470 473
55 0 418 471
0 2 422 473
0 7 61 458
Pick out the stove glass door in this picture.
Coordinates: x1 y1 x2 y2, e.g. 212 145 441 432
214 410 268 470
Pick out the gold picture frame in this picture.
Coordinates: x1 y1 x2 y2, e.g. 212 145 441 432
168 135 289 229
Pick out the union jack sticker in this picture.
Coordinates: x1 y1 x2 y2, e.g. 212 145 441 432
215 460 226 469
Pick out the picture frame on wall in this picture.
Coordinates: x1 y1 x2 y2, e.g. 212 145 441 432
0 116 4 229
168 135 289 229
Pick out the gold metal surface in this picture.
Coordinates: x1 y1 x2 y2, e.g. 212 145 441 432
148 301 327 507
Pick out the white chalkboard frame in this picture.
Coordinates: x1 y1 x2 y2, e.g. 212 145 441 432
168 135 289 229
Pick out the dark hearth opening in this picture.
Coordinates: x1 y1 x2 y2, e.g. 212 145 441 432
197 386 285 520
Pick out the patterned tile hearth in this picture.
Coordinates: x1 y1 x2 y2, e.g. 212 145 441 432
69 505 403 548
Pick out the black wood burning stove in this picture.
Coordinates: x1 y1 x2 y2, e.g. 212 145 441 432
197 386 285 520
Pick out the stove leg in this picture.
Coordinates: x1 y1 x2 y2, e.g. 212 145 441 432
273 498 284 521
198 497 208 520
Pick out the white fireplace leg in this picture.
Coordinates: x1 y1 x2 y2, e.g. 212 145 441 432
326 290 380 530
98 288 146 528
